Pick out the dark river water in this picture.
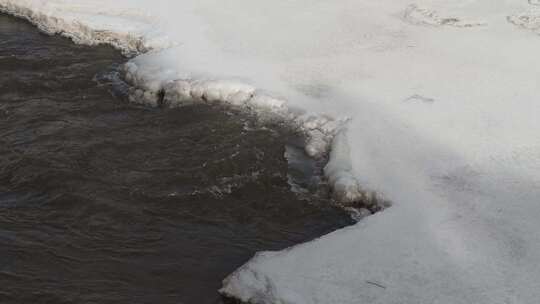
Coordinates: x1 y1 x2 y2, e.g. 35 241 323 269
0 14 352 304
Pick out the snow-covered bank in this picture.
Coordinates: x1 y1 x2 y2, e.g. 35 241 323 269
3 1 540 303
0 0 369 208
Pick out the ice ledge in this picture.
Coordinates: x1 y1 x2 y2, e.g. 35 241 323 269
122 61 390 213
0 1 151 56
0 0 389 212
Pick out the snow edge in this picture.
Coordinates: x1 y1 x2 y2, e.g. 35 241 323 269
0 1 388 211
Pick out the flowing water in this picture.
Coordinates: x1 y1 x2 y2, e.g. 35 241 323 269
0 14 352 304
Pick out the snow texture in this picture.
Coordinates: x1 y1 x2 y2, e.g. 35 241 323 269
2 1 540 303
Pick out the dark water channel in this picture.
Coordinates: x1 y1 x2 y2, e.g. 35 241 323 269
0 14 352 304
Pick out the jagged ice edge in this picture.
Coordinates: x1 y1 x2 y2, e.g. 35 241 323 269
0 1 389 211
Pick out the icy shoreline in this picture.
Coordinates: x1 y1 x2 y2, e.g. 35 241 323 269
0 2 149 55
4 1 540 303
0 1 381 212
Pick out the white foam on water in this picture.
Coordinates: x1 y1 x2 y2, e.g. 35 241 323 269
3 1 540 303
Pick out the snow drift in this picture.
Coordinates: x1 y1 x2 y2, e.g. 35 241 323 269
2 0 540 303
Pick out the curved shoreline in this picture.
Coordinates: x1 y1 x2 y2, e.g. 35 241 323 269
0 13 356 304
0 1 388 213
0 3 392 303
5 2 540 304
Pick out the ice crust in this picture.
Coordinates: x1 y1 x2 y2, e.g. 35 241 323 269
3 1 540 303
0 0 354 202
